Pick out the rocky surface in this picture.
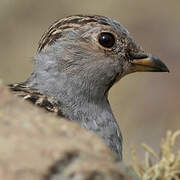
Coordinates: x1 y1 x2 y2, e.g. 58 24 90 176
0 81 139 180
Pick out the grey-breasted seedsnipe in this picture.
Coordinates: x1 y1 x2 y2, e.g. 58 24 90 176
9 15 169 160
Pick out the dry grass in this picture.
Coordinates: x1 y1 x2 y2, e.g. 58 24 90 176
131 130 180 180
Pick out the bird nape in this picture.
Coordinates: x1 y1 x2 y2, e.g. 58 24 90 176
9 15 169 161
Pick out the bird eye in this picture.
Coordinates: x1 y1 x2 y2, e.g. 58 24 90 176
98 32 115 48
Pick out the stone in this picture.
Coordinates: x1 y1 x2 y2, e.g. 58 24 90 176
0 81 139 180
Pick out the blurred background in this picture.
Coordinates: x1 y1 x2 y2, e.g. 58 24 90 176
0 0 179 163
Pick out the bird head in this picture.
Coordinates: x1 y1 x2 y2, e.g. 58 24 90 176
34 15 169 97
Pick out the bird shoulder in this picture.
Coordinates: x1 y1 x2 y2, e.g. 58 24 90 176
8 83 62 116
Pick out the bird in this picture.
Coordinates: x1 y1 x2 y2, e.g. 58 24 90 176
9 15 169 160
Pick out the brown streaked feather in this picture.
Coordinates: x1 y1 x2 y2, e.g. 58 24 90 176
8 83 62 116
37 15 111 53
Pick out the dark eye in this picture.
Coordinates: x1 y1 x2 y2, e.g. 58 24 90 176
98 32 115 48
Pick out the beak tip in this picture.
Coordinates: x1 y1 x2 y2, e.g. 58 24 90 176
160 64 170 73
164 65 170 72
156 59 169 73
150 56 170 73
166 68 170 73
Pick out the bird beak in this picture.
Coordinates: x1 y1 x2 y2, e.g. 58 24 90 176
131 54 169 72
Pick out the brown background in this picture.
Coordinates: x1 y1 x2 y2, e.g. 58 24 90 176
0 0 179 163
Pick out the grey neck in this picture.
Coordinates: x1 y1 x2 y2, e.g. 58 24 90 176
26 42 123 159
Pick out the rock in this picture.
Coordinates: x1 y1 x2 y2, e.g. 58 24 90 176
0 81 139 180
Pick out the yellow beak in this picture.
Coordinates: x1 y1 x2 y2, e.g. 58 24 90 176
131 55 169 72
